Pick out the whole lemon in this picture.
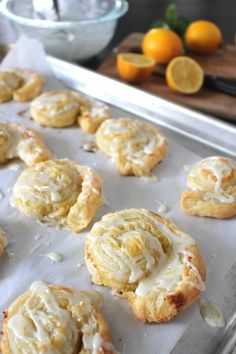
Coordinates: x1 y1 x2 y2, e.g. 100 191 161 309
185 20 222 54
142 28 183 64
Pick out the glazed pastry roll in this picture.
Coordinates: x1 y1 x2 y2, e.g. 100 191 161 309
31 90 111 132
0 68 43 103
10 68 43 102
96 118 168 176
30 91 80 128
0 122 50 166
181 156 236 218
71 92 111 133
12 159 102 232
0 71 22 103
1 281 115 354
86 208 206 323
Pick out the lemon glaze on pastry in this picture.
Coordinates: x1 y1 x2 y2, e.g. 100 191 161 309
30 90 111 132
181 156 236 218
86 208 206 323
0 123 50 166
1 281 115 354
12 159 102 232
30 91 80 128
96 118 168 176
0 68 43 103
71 92 111 133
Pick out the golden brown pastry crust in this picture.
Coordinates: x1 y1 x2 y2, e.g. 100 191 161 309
0 72 22 103
0 122 50 166
0 68 43 103
71 92 111 133
86 208 206 323
11 68 43 102
181 156 236 219
1 282 115 354
30 91 80 128
12 159 102 232
96 118 168 176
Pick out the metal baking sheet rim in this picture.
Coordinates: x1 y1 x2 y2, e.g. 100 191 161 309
48 56 236 157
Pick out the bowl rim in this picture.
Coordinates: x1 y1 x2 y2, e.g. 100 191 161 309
0 0 128 28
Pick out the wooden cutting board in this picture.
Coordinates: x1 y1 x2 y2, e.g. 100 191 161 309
99 33 236 122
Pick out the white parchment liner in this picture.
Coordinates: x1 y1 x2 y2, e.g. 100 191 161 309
0 36 235 354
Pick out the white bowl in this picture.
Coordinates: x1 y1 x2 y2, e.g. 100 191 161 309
0 0 128 61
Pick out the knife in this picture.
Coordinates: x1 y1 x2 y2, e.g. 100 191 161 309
128 46 236 96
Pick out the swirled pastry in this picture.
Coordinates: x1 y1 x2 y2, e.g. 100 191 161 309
30 90 111 132
30 91 80 128
71 92 111 133
12 159 102 232
10 68 43 102
181 156 236 218
0 71 22 103
86 208 206 323
0 123 50 166
0 68 43 103
96 118 168 176
1 281 115 354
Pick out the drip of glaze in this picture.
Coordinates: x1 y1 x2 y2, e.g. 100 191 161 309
46 252 63 263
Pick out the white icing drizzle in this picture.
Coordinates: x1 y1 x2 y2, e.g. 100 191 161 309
29 244 41 254
79 290 104 307
46 252 63 263
32 92 79 117
8 162 22 171
157 201 168 214
134 211 203 295
189 157 236 204
141 174 158 182
34 234 43 240
88 209 204 296
13 160 79 206
199 298 225 327
6 249 15 259
7 281 115 354
82 141 97 153
100 119 166 165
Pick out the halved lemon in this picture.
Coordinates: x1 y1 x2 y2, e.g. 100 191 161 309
166 56 204 94
117 53 156 84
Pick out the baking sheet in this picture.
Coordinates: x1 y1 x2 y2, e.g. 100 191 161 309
0 37 236 354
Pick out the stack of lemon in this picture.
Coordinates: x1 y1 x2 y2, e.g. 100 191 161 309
117 20 222 95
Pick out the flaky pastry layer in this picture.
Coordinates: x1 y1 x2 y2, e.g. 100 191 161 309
86 208 206 323
30 90 111 132
12 159 102 232
1 281 115 354
0 68 43 103
96 118 168 176
181 156 236 218
0 122 50 166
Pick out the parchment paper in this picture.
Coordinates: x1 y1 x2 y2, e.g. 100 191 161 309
0 37 235 354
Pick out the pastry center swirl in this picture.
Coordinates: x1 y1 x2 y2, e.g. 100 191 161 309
188 157 236 203
86 209 205 295
101 119 160 159
32 92 79 117
7 282 107 354
14 160 80 204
